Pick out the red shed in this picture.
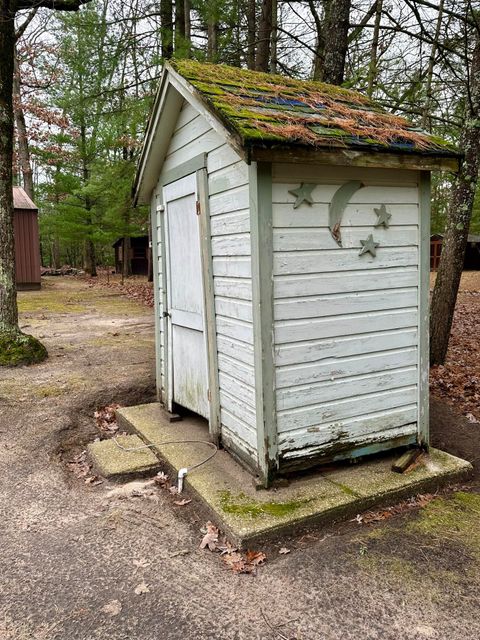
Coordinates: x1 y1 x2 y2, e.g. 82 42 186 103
13 187 41 290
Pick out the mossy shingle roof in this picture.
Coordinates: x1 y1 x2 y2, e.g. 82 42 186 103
170 60 457 157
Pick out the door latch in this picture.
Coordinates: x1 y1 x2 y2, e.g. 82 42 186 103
163 311 171 318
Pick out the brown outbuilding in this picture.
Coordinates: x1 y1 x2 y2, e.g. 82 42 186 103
13 187 41 290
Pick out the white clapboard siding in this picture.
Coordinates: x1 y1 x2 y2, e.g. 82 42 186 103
275 328 418 366
213 277 252 301
277 367 418 410
278 385 417 432
273 227 418 251
272 168 421 460
276 347 418 388
278 407 418 456
210 185 250 215
210 210 250 236
155 100 256 465
274 267 418 298
208 143 256 463
272 163 419 187
216 335 254 366
273 203 419 228
274 288 418 320
275 308 418 344
272 183 419 205
211 233 251 256
213 256 251 278
274 247 418 275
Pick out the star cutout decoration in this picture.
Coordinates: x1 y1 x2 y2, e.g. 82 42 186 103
374 204 392 228
359 234 380 257
288 183 316 209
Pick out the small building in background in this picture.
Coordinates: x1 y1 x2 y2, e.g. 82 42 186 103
13 187 41 290
113 236 149 276
430 233 480 271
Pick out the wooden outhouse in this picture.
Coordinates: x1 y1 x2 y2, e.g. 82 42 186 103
133 61 459 485
13 187 41 290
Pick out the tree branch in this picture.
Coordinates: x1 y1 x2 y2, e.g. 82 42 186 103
15 8 38 41
16 0 92 11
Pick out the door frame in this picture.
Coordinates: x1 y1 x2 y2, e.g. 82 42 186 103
158 155 220 441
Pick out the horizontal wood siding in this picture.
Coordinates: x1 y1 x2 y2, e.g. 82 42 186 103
154 100 256 466
272 164 421 464
208 144 257 465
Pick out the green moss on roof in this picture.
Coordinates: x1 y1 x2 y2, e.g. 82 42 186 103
169 59 458 156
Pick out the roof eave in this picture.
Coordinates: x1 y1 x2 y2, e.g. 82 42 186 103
249 144 461 173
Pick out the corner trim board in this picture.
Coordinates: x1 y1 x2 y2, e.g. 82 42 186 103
418 171 431 446
249 162 277 485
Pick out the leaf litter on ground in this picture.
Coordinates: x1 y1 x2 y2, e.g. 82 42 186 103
352 493 435 524
199 521 267 574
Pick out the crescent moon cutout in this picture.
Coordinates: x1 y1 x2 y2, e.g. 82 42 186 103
329 180 364 246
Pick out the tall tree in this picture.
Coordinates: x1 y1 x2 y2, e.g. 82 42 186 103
256 0 273 72
430 21 480 364
322 0 351 85
0 0 90 366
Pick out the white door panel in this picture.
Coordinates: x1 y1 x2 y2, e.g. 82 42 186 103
164 173 209 419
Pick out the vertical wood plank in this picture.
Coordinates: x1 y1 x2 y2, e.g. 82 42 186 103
418 171 431 446
250 162 278 485
151 190 164 402
197 167 221 442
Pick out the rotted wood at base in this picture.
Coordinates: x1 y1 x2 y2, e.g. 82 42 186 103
277 432 418 474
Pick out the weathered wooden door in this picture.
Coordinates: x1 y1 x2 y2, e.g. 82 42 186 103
163 173 209 419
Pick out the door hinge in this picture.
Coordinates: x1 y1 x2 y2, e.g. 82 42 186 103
207 389 211 401
163 310 170 318
196 200 201 216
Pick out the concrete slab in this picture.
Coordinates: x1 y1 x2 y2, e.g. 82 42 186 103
117 403 473 546
88 434 161 479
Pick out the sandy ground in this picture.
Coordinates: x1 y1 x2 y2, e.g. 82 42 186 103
1 277 480 640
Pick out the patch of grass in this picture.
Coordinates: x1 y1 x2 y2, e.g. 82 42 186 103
0 331 47 367
409 491 480 554
218 490 312 518
17 293 85 313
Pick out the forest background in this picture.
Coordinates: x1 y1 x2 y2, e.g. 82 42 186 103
12 0 479 275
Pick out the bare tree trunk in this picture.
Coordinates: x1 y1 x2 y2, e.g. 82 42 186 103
247 0 256 70
184 0 191 48
322 0 351 85
309 0 324 81
207 18 218 61
270 0 278 73
0 0 19 334
421 0 444 130
430 32 480 365
366 0 382 97
160 0 173 59
255 0 273 72
13 47 34 200
122 236 131 281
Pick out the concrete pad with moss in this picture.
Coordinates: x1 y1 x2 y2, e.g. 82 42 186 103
117 403 473 547
88 434 161 479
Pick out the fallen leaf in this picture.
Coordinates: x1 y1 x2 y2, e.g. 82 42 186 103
134 581 150 595
200 521 219 551
466 412 479 423
174 499 191 506
101 600 122 616
154 471 169 486
245 550 266 566
279 547 291 555
169 486 179 495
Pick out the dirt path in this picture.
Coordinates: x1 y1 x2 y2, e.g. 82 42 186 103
1 277 480 640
